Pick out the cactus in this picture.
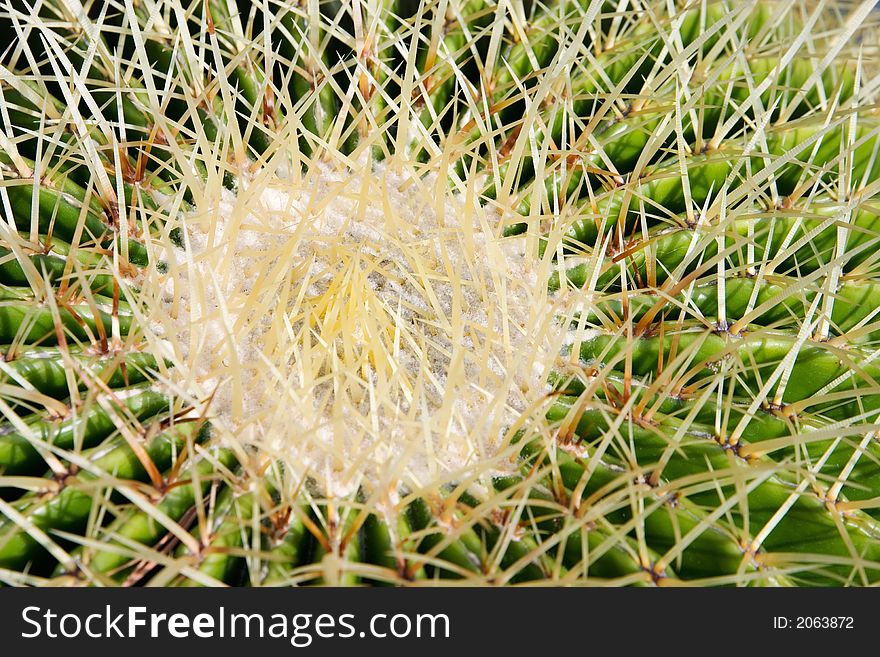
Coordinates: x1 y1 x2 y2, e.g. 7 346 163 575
0 0 878 587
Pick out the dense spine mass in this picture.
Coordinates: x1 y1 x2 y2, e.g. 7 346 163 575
0 0 879 586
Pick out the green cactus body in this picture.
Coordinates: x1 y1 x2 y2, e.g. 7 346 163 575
0 0 877 588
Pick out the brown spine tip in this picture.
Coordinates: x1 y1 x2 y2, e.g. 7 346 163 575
104 199 120 229
262 85 277 128
118 146 140 184
204 0 215 35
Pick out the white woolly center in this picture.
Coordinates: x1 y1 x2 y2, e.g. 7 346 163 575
149 161 568 496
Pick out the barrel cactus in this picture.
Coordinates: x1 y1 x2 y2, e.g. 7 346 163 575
0 0 878 586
